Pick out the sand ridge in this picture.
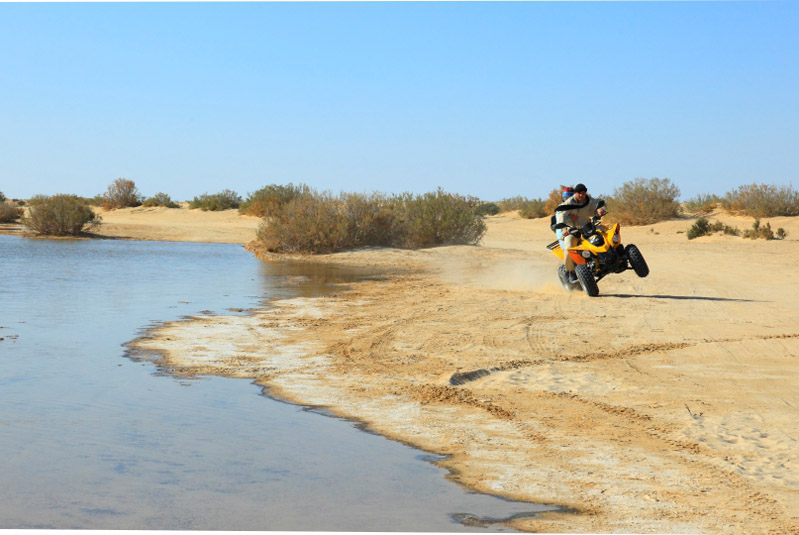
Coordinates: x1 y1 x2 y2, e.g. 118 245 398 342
123 211 799 533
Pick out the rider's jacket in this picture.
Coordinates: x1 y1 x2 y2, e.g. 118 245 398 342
555 195 603 235
555 195 605 239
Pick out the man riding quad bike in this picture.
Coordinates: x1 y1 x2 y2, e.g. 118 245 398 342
547 213 649 297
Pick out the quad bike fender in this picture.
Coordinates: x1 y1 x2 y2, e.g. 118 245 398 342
547 240 566 260
568 250 587 264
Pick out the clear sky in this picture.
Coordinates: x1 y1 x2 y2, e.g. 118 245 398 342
1 1 797 202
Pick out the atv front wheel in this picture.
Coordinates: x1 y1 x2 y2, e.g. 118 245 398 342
626 244 649 278
575 264 599 297
557 265 571 291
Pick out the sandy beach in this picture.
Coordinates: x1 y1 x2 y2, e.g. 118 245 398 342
11 205 799 533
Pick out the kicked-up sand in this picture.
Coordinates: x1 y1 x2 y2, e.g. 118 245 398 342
108 209 798 532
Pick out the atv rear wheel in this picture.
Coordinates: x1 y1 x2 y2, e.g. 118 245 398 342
626 244 649 278
575 264 599 297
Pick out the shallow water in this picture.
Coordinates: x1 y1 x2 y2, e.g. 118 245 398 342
0 235 551 530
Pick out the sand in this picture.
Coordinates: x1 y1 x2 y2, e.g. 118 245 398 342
13 206 799 533
88 204 262 243
1 203 262 243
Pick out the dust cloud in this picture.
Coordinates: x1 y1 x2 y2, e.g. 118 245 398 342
432 257 562 293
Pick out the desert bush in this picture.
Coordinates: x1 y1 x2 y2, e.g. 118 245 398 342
398 189 485 248
142 192 179 208
686 217 741 240
609 177 681 225
102 178 143 210
683 193 723 215
722 183 799 218
496 196 527 213
81 194 105 207
189 189 242 211
258 187 486 253
0 191 5 202
475 202 500 217
239 183 312 217
742 219 787 240
0 202 23 223
518 198 548 219
543 187 569 215
21 194 100 236
497 193 556 219
686 217 711 240
257 191 350 253
341 192 402 247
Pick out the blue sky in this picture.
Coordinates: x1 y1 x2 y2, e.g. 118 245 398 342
1 1 797 202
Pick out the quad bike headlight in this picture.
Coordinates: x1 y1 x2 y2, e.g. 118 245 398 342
612 235 620 244
581 250 591 258
589 235 605 247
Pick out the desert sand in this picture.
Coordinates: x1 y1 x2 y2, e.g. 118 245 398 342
15 205 799 533
88 204 262 243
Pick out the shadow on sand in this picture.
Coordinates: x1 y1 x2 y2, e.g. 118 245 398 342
604 293 763 303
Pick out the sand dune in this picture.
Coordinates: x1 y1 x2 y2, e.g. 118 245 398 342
90 204 262 244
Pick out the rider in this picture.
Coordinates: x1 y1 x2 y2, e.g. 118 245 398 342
554 183 607 282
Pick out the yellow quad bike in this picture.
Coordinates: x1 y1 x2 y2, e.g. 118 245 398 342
547 215 649 297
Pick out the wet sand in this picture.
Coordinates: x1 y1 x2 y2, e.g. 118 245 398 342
25 206 799 533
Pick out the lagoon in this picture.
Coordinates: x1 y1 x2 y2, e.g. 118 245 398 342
0 235 548 530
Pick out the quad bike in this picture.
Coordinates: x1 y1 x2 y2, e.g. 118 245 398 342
547 215 649 297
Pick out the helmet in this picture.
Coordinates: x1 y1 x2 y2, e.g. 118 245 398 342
562 187 575 201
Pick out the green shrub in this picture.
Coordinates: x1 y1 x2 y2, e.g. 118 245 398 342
742 219 786 240
722 183 799 218
102 178 143 210
0 191 5 202
719 222 741 236
683 193 723 215
21 194 101 236
686 217 788 241
686 217 712 240
608 177 681 225
239 183 312 217
142 192 179 208
189 189 242 211
258 187 486 254
0 201 23 223
474 202 500 217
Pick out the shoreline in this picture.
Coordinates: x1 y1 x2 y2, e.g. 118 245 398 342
10 208 799 533
130 212 799 533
